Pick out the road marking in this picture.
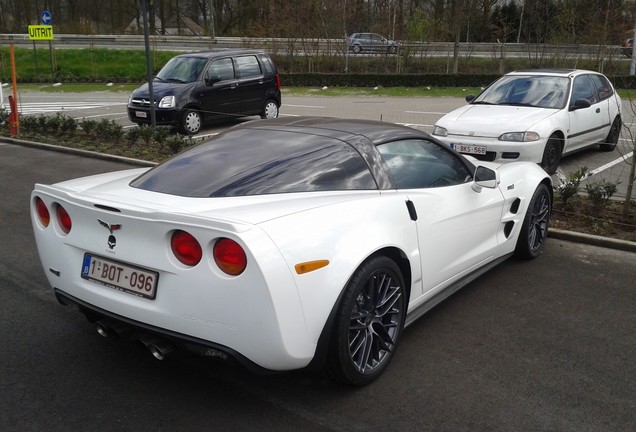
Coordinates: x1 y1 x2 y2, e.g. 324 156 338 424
405 110 449 115
588 151 634 177
284 104 325 109
18 101 122 115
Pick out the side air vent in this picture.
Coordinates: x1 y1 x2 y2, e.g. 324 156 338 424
510 198 521 214
94 204 122 213
504 221 515 238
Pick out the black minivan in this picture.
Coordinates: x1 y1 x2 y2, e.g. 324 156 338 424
127 49 281 134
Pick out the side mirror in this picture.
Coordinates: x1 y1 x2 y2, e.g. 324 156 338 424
472 165 499 192
570 98 591 111
465 94 475 103
205 75 222 86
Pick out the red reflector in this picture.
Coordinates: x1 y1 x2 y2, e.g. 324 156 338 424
171 230 202 266
214 238 247 276
57 205 72 234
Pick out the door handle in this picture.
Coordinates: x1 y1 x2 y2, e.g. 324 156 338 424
596 108 601 113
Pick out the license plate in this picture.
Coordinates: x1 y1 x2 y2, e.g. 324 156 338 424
81 253 158 300
135 111 147 118
451 143 487 155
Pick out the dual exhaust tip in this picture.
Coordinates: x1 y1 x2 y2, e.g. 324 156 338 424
95 319 174 360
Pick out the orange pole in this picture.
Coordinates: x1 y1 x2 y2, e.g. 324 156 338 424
9 38 19 134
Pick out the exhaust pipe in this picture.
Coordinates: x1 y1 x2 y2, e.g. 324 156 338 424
95 319 131 338
139 336 174 360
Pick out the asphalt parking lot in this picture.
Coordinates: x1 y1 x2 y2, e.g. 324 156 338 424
1 142 635 432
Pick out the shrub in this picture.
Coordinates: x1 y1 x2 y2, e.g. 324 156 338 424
60 115 78 135
585 179 619 212
556 166 588 206
80 118 97 136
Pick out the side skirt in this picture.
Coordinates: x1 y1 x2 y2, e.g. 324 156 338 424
404 253 513 328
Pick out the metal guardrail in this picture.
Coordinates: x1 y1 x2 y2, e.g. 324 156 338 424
0 33 627 59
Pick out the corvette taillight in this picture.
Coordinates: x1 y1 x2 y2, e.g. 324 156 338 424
57 205 72 234
171 230 202 266
213 238 247 276
35 197 50 227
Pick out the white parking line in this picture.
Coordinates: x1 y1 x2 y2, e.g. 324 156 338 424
588 151 634 177
404 110 449 115
18 101 122 115
285 104 326 109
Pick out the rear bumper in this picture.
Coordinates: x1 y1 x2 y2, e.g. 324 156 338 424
55 288 273 373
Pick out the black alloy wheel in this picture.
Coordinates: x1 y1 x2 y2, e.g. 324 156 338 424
515 183 551 259
325 256 406 386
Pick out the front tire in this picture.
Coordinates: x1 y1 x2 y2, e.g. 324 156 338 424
180 109 202 135
388 46 397 54
540 136 562 175
352 45 362 54
600 116 621 152
260 100 279 119
515 183 551 259
325 256 406 386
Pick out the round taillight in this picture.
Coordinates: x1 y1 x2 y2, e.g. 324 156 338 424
57 205 72 234
171 230 202 266
35 197 50 227
213 238 247 276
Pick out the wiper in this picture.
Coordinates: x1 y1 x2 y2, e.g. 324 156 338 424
166 78 186 83
470 101 495 105
505 102 535 107
153 76 165 82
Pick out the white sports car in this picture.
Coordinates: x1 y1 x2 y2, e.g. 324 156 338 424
31 117 552 385
432 69 622 174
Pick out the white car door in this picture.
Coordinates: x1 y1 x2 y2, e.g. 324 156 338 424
566 74 607 152
377 139 505 296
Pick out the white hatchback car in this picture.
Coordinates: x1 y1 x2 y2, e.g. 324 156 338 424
432 69 622 174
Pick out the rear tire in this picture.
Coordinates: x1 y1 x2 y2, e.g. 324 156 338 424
260 100 279 119
515 183 551 259
600 116 621 151
325 256 406 386
540 136 562 175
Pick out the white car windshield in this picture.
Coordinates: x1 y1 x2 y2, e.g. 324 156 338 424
473 75 570 109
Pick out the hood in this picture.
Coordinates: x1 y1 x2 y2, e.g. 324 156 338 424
437 104 559 138
130 81 198 100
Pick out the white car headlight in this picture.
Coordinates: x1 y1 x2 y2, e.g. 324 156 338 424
432 125 447 137
499 131 540 142
158 96 175 108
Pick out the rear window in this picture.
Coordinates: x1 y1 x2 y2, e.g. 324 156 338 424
131 128 376 197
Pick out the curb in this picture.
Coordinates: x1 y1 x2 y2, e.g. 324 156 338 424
1 137 157 168
3 137 635 254
548 228 636 253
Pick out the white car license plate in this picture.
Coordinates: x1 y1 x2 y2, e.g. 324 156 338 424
451 143 487 155
81 253 158 300
135 111 147 118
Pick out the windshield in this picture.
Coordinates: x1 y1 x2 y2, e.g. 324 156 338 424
473 75 569 109
156 57 207 83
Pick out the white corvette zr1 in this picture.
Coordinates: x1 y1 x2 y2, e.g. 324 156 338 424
31 117 552 385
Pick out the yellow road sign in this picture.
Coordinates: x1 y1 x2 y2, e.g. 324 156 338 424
28 25 53 40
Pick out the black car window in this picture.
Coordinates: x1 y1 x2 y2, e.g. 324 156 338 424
570 75 599 106
377 139 472 189
206 58 235 82
157 56 207 83
131 128 377 197
236 56 262 79
258 54 274 75
589 74 614 101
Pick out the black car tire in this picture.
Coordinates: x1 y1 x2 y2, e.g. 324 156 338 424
600 116 621 152
260 100 279 119
352 45 362 54
180 109 202 135
540 136 562 175
388 45 397 54
515 183 551 259
325 256 406 386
